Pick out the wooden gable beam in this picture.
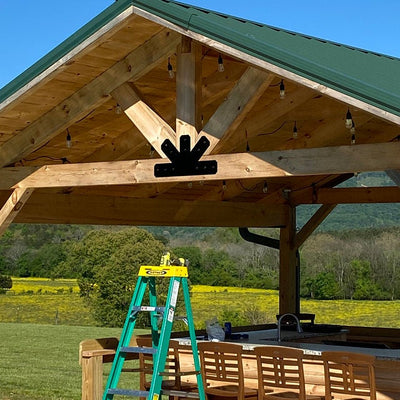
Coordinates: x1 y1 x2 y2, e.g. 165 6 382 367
111 83 176 158
10 142 400 189
201 67 274 154
0 29 180 168
0 188 34 236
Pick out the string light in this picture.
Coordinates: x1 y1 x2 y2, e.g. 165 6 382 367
167 57 174 79
279 80 285 99
115 104 122 114
345 109 353 129
293 121 298 139
262 182 268 194
222 180 227 191
66 129 72 148
149 145 155 157
218 54 224 72
350 120 356 144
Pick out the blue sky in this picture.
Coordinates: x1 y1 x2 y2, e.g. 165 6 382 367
1 0 400 89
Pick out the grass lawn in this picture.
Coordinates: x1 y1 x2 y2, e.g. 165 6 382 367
0 323 148 400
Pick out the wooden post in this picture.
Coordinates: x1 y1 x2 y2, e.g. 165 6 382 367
279 205 297 315
81 353 104 400
176 37 202 148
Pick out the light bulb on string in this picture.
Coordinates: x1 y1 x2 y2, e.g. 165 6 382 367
293 121 298 139
66 129 72 148
167 57 174 79
262 182 268 194
222 180 227 191
279 80 285 99
218 54 224 72
350 120 356 144
115 104 122 114
345 109 353 129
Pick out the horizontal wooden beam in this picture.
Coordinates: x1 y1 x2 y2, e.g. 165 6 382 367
0 29 180 167
316 186 400 204
4 192 287 227
11 142 400 190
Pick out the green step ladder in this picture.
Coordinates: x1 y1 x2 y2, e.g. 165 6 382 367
103 252 206 400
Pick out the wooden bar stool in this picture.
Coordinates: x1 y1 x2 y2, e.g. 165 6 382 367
321 351 376 400
198 341 258 400
136 336 198 399
254 345 324 400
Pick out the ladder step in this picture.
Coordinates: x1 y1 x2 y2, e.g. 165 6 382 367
107 388 149 397
163 389 200 399
131 306 166 313
120 346 157 354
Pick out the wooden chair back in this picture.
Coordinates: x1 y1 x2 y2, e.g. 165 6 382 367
321 351 376 400
254 345 306 400
136 336 182 389
198 341 246 398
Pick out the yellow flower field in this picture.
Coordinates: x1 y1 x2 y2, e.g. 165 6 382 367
1 278 400 329
10 277 80 294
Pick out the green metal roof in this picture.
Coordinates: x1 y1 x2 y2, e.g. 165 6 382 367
1 0 400 117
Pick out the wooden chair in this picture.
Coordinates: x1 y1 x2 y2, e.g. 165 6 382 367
254 345 324 400
136 336 198 398
197 341 258 400
321 351 376 400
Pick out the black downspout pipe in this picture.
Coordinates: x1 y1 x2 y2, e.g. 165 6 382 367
238 228 300 315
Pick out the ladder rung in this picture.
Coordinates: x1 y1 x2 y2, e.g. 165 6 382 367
163 389 200 399
107 388 149 397
160 370 200 377
131 306 166 313
120 346 157 354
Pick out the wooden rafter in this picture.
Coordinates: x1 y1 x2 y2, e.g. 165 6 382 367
111 83 176 158
0 188 34 236
11 142 400 190
0 29 180 168
202 67 274 154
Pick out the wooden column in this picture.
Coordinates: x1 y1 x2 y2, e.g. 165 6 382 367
279 206 297 315
176 37 202 148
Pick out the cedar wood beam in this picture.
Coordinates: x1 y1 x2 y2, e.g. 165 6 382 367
11 142 400 190
295 204 336 248
176 37 202 147
3 192 287 228
202 67 274 154
292 186 400 205
111 83 176 158
0 188 34 236
386 170 400 186
0 29 180 168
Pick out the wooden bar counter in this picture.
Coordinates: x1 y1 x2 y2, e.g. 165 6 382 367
80 325 400 400
177 325 400 400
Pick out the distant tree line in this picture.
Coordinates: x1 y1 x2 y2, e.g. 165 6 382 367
0 224 400 326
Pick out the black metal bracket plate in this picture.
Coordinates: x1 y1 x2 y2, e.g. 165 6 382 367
154 135 218 177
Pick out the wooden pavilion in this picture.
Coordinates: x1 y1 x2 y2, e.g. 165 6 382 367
0 0 400 319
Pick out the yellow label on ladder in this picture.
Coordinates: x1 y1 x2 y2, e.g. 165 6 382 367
138 265 188 277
